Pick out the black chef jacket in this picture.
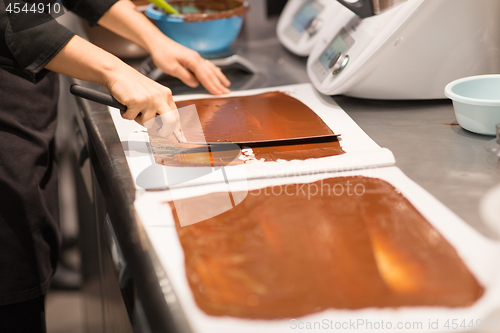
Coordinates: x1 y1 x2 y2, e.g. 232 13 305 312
0 0 117 306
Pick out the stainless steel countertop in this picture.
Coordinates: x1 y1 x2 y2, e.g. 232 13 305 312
155 36 500 239
63 13 500 330
333 96 500 239
61 3 500 239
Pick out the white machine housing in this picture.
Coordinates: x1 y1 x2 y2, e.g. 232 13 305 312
307 0 500 99
277 0 355 56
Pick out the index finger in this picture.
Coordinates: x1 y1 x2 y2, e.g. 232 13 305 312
194 60 230 95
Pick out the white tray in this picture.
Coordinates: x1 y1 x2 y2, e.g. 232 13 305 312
109 83 395 190
135 166 500 333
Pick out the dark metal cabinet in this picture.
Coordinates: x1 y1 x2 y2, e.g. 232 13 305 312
59 75 135 333
59 73 186 333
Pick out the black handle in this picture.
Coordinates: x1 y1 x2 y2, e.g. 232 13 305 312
336 0 374 18
70 84 127 111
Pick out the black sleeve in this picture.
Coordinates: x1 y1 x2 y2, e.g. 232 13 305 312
0 0 118 83
0 0 74 82
62 0 117 26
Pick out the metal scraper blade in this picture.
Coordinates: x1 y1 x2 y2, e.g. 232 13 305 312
178 133 341 148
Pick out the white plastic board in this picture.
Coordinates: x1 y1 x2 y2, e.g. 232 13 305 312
109 83 395 190
135 166 500 333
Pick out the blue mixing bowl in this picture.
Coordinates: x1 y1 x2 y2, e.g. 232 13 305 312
146 1 248 54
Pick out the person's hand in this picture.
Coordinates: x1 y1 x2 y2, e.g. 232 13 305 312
105 62 182 134
45 35 183 138
144 109 187 142
106 64 188 141
95 0 230 95
150 36 231 95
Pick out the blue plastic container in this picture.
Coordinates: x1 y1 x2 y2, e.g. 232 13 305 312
445 75 500 136
145 1 248 54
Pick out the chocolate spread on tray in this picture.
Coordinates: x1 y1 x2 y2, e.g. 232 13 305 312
169 177 484 319
149 92 345 166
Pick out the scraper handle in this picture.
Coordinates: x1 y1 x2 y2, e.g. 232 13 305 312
70 84 185 143
70 84 127 111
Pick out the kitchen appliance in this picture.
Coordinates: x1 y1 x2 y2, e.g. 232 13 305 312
337 0 406 18
307 0 500 99
276 0 355 56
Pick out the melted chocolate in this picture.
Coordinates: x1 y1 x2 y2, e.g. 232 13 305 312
159 0 248 22
169 177 484 319
149 92 345 166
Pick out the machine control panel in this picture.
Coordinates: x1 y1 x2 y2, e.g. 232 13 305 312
305 16 323 37
284 0 325 43
329 53 350 75
312 29 355 82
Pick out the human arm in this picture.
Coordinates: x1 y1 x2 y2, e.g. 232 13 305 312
1 0 171 124
1 0 193 135
96 0 230 95
45 34 185 139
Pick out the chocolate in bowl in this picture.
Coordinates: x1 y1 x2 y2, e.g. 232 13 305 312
160 0 248 22
146 0 248 53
